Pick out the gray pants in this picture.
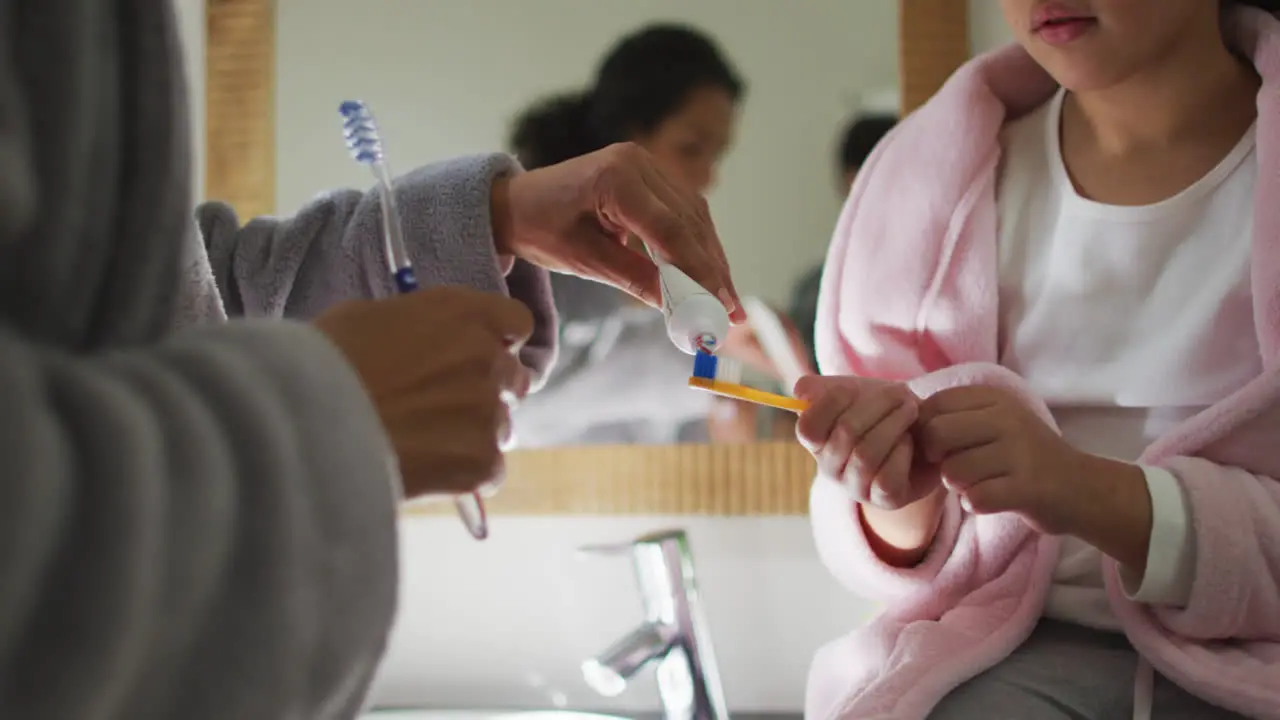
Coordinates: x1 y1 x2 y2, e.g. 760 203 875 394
928 620 1243 719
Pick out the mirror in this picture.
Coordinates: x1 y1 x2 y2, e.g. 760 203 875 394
196 0 981 515
264 0 902 449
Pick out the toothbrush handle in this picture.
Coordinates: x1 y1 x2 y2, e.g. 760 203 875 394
455 493 489 540
344 107 490 539
390 259 489 539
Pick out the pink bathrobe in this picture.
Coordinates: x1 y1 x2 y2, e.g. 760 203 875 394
806 9 1280 720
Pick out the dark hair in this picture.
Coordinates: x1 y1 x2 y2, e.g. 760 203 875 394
1232 0 1280 11
510 23 744 170
837 114 897 175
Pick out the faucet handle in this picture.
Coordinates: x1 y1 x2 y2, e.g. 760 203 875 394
574 541 637 559
575 529 689 560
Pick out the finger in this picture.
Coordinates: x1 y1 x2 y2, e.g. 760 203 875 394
686 193 744 323
866 437 914 509
463 293 535 346
458 432 504 495
794 385 857 451
849 400 919 481
939 440 1007 492
958 476 1017 516
477 475 504 499
679 180 737 305
572 232 662 307
612 159 735 318
445 293 529 345
817 422 856 481
476 455 506 497
403 428 503 497
918 385 1002 424
492 352 531 404
497 402 516 452
793 374 825 400
830 385 912 448
821 388 910 488
918 406 1002 463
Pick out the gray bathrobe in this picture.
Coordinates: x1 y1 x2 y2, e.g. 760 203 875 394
0 1 555 718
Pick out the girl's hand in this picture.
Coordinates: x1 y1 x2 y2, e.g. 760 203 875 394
794 376 931 509
916 385 1088 535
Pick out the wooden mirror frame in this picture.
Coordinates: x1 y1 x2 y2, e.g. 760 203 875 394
205 0 276 220
203 0 970 516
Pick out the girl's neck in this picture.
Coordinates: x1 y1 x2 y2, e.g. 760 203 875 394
1066 27 1259 156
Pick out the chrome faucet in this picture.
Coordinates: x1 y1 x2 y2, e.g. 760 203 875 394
577 529 728 720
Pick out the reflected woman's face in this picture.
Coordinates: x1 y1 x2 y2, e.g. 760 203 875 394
636 85 738 194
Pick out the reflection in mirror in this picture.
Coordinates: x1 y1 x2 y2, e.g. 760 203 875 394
273 0 900 448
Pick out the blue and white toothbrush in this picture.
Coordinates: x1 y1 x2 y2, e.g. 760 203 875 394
338 100 490 540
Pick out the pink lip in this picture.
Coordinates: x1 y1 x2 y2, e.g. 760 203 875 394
1031 1 1090 27
1034 17 1096 46
1030 3 1096 45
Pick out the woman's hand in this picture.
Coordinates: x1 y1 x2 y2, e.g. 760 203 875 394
315 287 534 500
794 376 930 509
491 142 744 323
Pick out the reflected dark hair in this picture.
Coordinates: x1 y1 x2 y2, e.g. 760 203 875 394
510 23 744 170
1232 0 1280 10
838 114 896 175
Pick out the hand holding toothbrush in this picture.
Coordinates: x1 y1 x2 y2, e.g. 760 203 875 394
795 375 949 568
492 142 745 324
315 286 534 499
794 376 931 510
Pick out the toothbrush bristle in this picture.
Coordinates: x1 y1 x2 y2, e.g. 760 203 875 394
692 351 718 380
338 100 383 164
718 357 743 384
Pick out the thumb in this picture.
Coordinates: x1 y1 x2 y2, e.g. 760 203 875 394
576 234 661 307
793 374 825 400
464 293 535 347
958 476 1017 516
794 373 864 400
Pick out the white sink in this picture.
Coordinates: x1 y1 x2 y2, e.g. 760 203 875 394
363 712 631 720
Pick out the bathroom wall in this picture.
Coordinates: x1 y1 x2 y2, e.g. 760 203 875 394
970 1 1015 55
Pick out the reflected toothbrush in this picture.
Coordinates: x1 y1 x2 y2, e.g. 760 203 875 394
338 99 489 540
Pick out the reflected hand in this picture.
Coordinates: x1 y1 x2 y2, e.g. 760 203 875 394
719 308 814 380
707 397 759 443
